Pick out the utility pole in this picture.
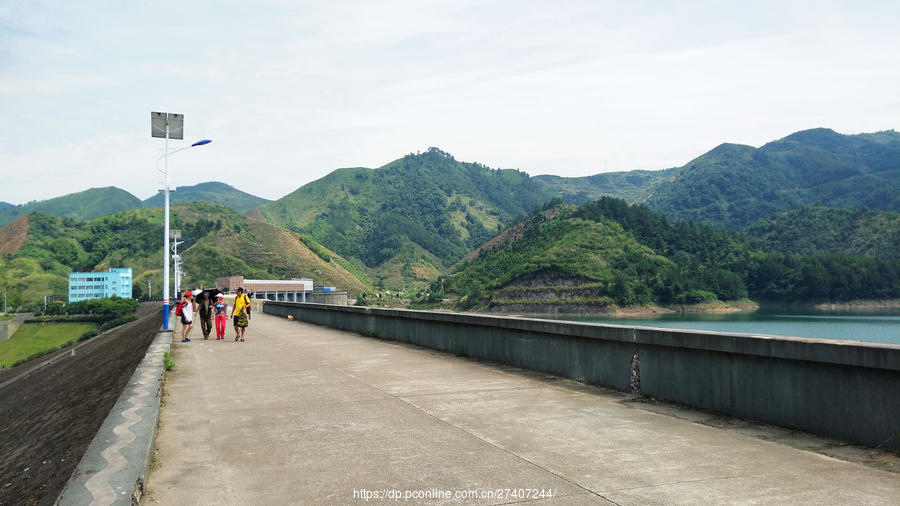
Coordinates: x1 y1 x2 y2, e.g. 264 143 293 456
148 279 152 300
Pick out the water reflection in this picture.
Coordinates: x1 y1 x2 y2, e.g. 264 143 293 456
552 308 900 344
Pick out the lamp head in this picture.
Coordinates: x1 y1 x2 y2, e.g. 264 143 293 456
191 139 212 146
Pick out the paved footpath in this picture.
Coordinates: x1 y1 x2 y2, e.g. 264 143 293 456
146 313 900 504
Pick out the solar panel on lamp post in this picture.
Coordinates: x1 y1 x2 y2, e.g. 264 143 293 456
151 111 211 330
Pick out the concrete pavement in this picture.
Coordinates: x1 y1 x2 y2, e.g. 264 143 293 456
146 313 900 504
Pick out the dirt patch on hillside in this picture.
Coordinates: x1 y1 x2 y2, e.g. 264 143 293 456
0 304 161 506
0 214 30 256
465 208 560 261
245 207 266 221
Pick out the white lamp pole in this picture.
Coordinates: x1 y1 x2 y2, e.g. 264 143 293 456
172 234 188 298
151 112 210 330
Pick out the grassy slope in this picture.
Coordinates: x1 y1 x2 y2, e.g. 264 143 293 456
0 323 97 367
185 218 371 293
0 203 372 310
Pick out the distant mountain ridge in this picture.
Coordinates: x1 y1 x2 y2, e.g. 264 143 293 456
646 128 900 229
259 147 554 287
0 182 271 227
533 168 675 205
141 181 270 213
0 187 141 228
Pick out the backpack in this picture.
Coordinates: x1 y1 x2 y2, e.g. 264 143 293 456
174 300 183 316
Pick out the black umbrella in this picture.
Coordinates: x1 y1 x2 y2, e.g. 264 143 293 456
195 288 223 300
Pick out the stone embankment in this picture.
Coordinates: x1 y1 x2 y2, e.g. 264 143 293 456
0 313 33 342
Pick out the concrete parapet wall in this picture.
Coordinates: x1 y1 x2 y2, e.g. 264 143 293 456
264 302 900 450
308 292 348 305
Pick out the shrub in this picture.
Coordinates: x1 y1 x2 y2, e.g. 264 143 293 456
163 351 175 371
99 314 139 331
78 329 100 342
677 290 718 304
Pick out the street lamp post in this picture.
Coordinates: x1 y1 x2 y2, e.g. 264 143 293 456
171 235 191 299
152 111 210 330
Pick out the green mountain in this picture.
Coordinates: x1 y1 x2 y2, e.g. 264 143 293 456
440 197 900 312
259 148 553 288
532 168 675 205
0 204 371 312
0 202 12 211
646 128 900 229
142 181 270 213
743 205 900 260
0 187 141 228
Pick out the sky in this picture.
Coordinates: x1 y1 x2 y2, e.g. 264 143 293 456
1 0 898 205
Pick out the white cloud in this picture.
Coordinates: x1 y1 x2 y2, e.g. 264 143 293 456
1 0 898 204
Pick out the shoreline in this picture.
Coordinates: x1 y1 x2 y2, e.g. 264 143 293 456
478 299 760 318
806 299 900 311
469 298 900 318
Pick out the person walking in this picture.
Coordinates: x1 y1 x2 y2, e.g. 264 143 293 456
231 287 251 342
180 291 195 343
197 291 213 340
214 293 228 340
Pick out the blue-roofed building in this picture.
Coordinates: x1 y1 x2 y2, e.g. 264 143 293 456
68 267 133 302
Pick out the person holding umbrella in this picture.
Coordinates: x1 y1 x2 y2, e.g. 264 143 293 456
196 289 214 340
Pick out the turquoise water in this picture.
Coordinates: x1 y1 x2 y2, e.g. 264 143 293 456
557 309 900 345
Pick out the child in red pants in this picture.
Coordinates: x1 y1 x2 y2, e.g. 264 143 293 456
214 294 228 340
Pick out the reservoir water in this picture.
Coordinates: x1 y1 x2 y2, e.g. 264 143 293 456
564 308 900 345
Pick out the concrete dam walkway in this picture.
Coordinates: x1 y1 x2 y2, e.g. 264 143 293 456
147 313 900 504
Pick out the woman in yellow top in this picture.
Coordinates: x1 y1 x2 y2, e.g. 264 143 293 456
230 287 251 342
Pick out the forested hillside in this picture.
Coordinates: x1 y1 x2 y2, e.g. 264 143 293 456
142 181 270 213
440 198 900 313
646 129 900 229
0 187 141 228
260 147 552 287
4 129 898 312
744 206 900 260
0 204 370 312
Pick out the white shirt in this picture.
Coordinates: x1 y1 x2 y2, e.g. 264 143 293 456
182 299 194 323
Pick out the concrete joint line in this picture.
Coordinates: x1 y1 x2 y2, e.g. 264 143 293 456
320 361 620 505
608 472 751 493
83 369 152 504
